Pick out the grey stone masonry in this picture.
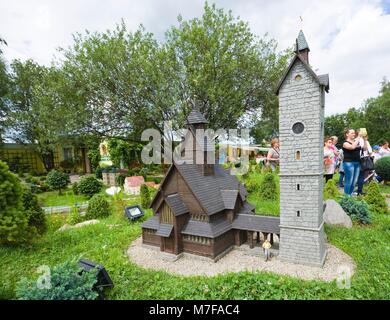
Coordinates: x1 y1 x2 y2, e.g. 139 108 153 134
277 47 328 267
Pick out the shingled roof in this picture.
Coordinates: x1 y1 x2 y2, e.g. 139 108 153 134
141 215 159 230
187 109 208 124
156 224 173 237
174 163 247 215
318 74 330 91
296 30 310 51
232 214 280 234
221 190 238 209
181 218 232 238
165 193 189 216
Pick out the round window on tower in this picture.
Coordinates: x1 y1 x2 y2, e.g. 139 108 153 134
292 122 305 134
294 74 302 81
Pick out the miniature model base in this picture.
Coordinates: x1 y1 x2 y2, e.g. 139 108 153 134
127 237 355 281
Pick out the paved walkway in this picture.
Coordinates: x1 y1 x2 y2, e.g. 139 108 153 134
127 237 355 282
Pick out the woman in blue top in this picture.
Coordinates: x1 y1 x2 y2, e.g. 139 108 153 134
342 129 363 195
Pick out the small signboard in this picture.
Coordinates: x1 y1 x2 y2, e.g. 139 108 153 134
125 205 144 221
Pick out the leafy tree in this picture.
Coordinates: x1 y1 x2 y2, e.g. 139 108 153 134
164 2 290 132
16 261 98 300
46 170 70 195
59 22 160 140
0 160 29 245
324 80 390 146
324 113 347 146
6 60 64 170
362 79 390 144
107 139 143 168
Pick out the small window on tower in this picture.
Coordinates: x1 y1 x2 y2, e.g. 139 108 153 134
295 150 301 160
295 74 302 81
297 184 300 191
297 210 301 217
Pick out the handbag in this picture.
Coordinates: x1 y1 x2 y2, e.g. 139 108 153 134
360 148 374 171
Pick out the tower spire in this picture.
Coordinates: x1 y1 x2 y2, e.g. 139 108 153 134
296 30 310 63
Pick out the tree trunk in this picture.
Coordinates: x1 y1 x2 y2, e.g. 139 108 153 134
41 150 55 172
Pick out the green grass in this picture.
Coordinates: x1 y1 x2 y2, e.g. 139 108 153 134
37 190 88 207
1 173 390 300
247 194 280 216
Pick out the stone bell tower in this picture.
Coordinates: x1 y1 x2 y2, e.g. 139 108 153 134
276 30 330 267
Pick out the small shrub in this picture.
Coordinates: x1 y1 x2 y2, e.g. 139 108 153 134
16 261 98 300
67 206 85 225
364 182 388 214
0 161 30 245
140 184 151 209
72 182 79 195
46 170 70 195
78 176 103 198
259 173 278 201
340 195 372 224
244 172 262 194
324 179 340 200
375 156 390 182
86 194 111 219
21 187 47 235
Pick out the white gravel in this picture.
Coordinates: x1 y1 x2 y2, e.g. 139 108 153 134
127 237 355 282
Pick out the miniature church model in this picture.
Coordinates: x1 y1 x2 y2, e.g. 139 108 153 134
141 108 280 261
276 30 330 267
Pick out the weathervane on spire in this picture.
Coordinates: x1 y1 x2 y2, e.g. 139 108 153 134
299 15 304 30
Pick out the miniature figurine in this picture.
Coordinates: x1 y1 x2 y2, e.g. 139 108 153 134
262 239 272 261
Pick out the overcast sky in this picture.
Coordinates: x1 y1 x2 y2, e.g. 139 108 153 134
1 0 390 116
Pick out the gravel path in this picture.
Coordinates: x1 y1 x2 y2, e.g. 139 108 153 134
127 237 355 282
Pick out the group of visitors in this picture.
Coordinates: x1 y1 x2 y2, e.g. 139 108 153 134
262 132 389 197
324 129 389 196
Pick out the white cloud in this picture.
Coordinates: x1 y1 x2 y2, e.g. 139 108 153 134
1 0 389 116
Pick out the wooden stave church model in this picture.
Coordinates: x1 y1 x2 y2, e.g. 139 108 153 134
141 108 280 261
